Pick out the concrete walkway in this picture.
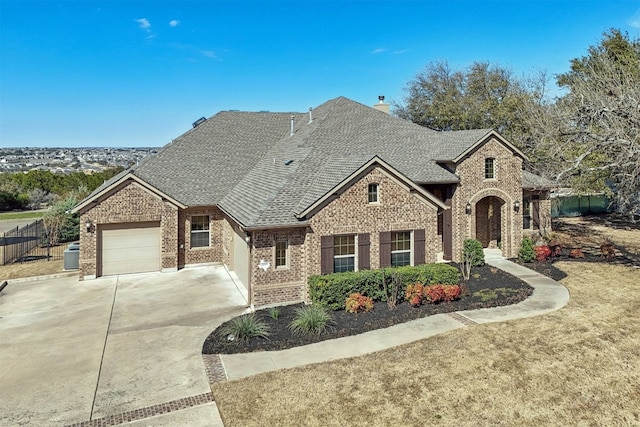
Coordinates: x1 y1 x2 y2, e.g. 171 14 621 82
219 250 570 381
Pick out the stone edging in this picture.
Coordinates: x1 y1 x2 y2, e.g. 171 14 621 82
64 393 213 427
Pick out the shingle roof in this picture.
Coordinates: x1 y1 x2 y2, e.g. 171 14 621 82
523 170 555 189
131 111 299 206
217 97 499 227
104 96 526 227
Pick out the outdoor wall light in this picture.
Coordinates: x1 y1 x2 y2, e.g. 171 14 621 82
85 220 93 233
465 203 472 215
514 201 520 212
244 233 251 244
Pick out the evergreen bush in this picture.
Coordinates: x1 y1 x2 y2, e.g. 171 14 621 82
519 237 535 262
308 263 460 310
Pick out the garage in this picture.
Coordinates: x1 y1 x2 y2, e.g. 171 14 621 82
100 222 161 276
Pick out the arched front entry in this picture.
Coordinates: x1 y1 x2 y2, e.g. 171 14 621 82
475 196 505 248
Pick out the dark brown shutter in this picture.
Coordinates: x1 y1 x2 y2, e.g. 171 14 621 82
413 229 425 265
358 233 370 270
321 235 334 274
379 231 391 268
532 199 541 230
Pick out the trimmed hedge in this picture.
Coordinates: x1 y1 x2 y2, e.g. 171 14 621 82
308 264 461 310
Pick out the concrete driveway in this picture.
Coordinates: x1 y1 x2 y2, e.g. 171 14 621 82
0 266 248 426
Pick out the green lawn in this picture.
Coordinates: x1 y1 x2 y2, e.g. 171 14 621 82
0 211 46 220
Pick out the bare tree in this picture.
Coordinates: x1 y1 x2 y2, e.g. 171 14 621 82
526 29 640 218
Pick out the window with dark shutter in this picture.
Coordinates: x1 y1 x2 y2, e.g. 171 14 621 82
358 233 370 270
379 231 391 268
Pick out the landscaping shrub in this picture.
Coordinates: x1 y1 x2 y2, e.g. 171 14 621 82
405 283 425 307
534 245 552 262
289 305 335 335
569 248 585 258
463 239 485 266
393 264 460 287
220 314 270 341
548 240 563 257
345 293 374 314
600 240 616 258
308 270 384 311
443 284 462 302
518 237 535 262
382 269 401 309
308 263 460 310
424 284 446 303
423 284 462 303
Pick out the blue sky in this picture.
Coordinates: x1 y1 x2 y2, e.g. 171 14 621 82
1 1 639 148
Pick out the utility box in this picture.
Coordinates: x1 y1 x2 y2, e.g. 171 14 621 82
64 242 80 270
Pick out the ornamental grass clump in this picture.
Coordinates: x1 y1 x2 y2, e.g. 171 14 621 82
289 304 336 335
221 314 270 341
266 306 281 321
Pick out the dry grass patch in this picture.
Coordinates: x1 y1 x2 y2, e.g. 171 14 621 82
554 217 640 256
0 260 64 281
212 261 640 426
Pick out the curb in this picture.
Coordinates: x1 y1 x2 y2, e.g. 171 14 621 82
6 271 78 285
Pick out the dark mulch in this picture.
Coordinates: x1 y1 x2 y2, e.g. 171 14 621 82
203 264 533 355
512 243 640 282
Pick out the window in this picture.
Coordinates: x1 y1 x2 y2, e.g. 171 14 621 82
391 231 411 267
190 215 210 248
334 235 355 272
368 183 379 203
275 240 288 268
485 158 495 179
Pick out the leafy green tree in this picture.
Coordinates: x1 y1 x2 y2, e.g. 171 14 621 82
394 61 543 145
42 196 79 245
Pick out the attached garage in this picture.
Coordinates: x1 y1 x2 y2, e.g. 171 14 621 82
100 222 161 276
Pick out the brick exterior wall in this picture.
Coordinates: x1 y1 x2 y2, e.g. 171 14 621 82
246 167 440 307
78 181 178 279
451 138 523 259
250 228 307 306
178 207 224 266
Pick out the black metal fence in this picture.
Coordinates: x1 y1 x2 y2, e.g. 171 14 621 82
0 220 66 265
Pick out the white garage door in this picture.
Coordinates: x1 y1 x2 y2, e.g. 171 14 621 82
101 222 161 276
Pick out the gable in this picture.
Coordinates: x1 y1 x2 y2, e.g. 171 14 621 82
298 158 446 221
451 130 527 164
72 172 184 214
79 180 178 221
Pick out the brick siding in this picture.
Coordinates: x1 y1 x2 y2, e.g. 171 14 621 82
451 137 523 259
78 181 178 279
179 207 224 266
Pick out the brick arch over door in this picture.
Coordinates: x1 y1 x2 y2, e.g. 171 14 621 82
469 188 515 255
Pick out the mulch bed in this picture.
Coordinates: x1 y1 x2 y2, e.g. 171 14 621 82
203 264 533 355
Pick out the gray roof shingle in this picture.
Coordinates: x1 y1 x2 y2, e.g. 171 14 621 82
120 96 523 227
